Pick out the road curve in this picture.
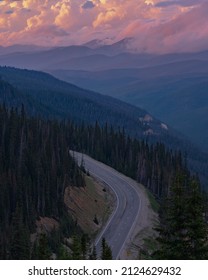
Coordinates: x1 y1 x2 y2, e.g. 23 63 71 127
72 152 141 260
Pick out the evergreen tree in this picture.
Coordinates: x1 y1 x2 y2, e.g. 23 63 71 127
101 238 113 260
101 238 106 260
89 245 97 260
31 240 38 260
37 233 51 260
57 245 71 260
81 234 88 259
72 235 82 260
104 245 113 260
10 204 30 260
185 179 208 259
154 173 208 259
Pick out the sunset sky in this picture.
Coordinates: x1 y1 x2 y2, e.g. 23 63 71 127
0 0 208 53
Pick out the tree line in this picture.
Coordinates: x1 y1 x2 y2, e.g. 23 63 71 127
68 121 186 199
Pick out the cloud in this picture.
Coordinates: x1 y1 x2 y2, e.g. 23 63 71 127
82 1 96 9
53 2 72 28
30 24 69 37
93 8 123 28
155 0 205 8
122 2 208 53
0 0 207 53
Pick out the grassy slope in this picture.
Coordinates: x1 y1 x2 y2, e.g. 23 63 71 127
64 175 115 237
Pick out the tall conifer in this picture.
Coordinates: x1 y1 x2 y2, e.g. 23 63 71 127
155 174 208 259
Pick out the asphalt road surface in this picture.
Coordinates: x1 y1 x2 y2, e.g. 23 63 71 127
72 152 141 260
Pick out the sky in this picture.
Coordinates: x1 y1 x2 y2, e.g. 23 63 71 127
0 0 208 53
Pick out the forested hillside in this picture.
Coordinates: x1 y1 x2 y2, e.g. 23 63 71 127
0 105 85 259
0 66 207 187
0 104 207 259
0 65 202 151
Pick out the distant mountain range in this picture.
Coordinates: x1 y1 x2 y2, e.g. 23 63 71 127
0 44 50 55
0 40 207 152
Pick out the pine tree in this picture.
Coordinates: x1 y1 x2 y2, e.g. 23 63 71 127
81 234 88 259
101 238 106 260
10 204 30 260
104 245 113 260
101 238 113 260
185 179 208 259
72 235 82 260
57 245 71 260
89 245 97 260
154 173 208 259
37 233 51 260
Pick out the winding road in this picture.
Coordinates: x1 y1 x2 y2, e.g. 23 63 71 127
72 152 142 260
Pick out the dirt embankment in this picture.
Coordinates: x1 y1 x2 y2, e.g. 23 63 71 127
64 175 115 237
33 175 114 242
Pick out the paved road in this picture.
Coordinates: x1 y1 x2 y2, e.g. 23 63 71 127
72 152 141 260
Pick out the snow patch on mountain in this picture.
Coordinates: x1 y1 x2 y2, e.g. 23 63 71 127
161 123 168 130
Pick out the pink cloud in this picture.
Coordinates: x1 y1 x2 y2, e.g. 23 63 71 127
0 0 207 53
120 2 208 53
155 0 205 8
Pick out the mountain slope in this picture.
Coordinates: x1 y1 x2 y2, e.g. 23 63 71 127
48 59 208 152
0 66 208 187
0 66 175 140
